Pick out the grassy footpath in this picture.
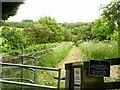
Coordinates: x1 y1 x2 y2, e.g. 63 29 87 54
78 40 118 61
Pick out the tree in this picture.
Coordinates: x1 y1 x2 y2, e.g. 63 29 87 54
101 0 120 57
24 16 65 45
64 29 73 41
24 22 52 45
61 22 92 42
1 26 25 50
2 2 24 20
91 18 114 41
38 16 65 42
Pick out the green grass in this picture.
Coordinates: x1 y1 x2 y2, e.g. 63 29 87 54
79 40 118 61
38 42 73 67
23 42 73 87
2 42 73 88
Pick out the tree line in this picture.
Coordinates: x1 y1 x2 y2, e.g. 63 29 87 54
1 0 119 56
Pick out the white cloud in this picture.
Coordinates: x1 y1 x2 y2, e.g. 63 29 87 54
8 0 112 22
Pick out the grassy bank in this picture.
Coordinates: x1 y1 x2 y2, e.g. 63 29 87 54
38 42 73 67
78 40 118 61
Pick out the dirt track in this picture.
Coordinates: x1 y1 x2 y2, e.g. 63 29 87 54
57 45 83 76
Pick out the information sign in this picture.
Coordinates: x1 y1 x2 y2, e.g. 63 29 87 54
74 68 81 85
89 60 111 77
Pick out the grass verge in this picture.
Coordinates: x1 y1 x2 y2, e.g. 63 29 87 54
78 40 118 61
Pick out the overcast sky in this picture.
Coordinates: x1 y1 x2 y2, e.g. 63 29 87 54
8 0 113 23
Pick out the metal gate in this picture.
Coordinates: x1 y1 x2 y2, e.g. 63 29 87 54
0 49 61 90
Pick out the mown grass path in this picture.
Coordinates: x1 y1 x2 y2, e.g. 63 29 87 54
57 45 83 76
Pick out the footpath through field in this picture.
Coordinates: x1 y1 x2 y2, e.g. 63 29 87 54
57 45 83 76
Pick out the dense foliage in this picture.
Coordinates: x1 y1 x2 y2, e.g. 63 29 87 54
24 16 65 45
2 2 24 20
38 16 65 42
101 0 120 57
91 18 116 40
1 26 25 52
61 22 93 43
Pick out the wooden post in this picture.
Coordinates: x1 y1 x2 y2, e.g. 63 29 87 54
72 62 83 90
83 62 104 89
65 63 73 90
0 1 2 90
117 0 120 81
